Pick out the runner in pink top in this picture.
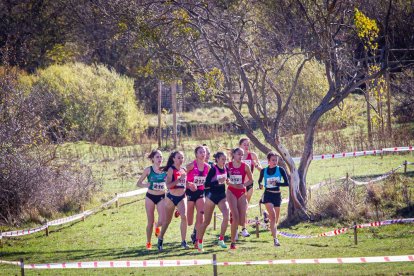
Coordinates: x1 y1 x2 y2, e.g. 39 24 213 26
185 145 211 247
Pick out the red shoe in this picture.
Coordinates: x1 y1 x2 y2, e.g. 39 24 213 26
174 209 180 218
230 242 236 250
146 242 152 250
155 227 161 237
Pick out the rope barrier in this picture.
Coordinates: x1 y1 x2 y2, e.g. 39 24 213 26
1 255 413 270
0 188 148 239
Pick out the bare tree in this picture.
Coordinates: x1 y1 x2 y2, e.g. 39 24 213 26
146 0 413 221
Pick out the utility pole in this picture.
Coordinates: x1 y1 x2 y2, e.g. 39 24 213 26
158 81 162 148
171 81 177 149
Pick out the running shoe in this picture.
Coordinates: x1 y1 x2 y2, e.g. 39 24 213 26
157 238 163 252
274 238 281 247
241 228 250 237
230 242 237 250
191 230 197 244
197 242 204 252
181 240 190 249
174 209 180 218
146 242 152 250
218 240 227 249
155 227 161 237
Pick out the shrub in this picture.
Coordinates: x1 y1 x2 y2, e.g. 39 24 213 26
307 180 366 223
0 67 97 225
30 62 147 145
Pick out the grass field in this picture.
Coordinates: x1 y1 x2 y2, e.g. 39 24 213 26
1 145 413 275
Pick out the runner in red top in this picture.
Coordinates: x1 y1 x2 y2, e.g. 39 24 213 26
157 151 196 252
239 137 262 237
226 147 253 249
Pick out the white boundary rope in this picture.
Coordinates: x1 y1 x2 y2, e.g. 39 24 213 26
1 255 413 269
0 188 148 239
260 145 413 165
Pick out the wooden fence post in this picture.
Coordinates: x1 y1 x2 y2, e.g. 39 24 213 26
255 216 259 238
212 254 218 276
213 212 216 231
45 220 49 237
353 222 358 245
20 258 25 276
81 205 85 222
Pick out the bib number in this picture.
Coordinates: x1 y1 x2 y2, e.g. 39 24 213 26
217 174 227 184
153 182 166 191
194 176 206 187
266 177 280 188
177 177 186 187
243 160 252 167
230 175 243 185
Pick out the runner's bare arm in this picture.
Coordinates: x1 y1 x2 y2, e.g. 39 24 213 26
136 167 151 188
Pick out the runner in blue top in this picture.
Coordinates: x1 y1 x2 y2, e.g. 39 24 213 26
258 151 289 247
136 149 167 250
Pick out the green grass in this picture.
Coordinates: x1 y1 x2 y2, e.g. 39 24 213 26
1 192 414 275
1 144 413 275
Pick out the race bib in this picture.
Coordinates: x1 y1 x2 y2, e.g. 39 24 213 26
177 176 186 187
266 177 281 188
153 182 166 191
217 174 227 184
243 160 252 167
230 175 243 185
194 176 206 186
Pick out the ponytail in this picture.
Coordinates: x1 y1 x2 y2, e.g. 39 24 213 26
163 151 182 172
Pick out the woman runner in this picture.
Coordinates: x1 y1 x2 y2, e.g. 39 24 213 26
196 151 230 251
136 150 166 250
226 147 253 249
258 151 289 246
185 145 210 246
239 137 262 237
157 151 196 252
203 144 215 167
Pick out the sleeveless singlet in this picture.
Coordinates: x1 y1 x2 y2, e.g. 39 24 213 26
227 162 247 187
170 166 186 189
242 152 255 172
263 166 283 190
147 166 167 191
186 160 209 191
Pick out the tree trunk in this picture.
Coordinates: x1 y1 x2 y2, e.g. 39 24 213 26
386 71 392 135
366 84 373 147
284 109 322 224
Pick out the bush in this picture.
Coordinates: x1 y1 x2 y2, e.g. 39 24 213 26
308 174 414 224
29 62 147 145
0 67 97 225
307 180 366 223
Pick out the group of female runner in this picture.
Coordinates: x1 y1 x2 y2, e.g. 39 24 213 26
136 138 289 252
